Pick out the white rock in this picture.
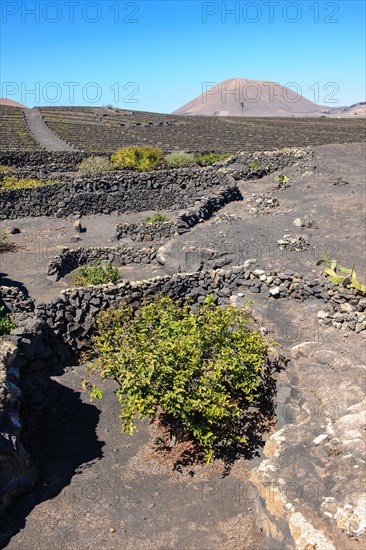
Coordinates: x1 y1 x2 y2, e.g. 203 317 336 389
243 258 257 268
313 434 328 445
340 303 355 313
269 286 280 297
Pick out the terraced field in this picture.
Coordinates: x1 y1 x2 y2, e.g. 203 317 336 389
39 106 366 153
0 106 42 151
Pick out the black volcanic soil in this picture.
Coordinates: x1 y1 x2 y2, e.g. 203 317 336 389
0 142 365 549
1 142 365 299
39 106 366 153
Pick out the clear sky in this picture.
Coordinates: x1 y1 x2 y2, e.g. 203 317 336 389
1 0 365 113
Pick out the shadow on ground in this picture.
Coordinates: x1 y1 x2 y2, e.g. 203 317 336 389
0 364 104 549
0 269 30 298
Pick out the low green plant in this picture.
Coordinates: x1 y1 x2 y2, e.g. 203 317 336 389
245 161 261 171
0 176 55 191
274 175 289 189
111 146 164 171
0 306 15 336
317 253 366 294
71 258 120 287
0 230 8 251
164 152 195 168
77 156 114 174
194 153 232 166
143 213 170 224
85 295 269 463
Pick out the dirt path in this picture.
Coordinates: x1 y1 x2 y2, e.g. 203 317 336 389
23 108 76 152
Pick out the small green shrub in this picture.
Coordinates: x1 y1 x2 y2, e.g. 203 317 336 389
0 176 55 191
0 306 15 336
71 258 120 287
0 230 8 251
164 152 195 168
194 153 232 166
77 156 114 174
245 161 261 171
85 295 269 463
111 146 164 171
274 175 289 189
143 213 170 224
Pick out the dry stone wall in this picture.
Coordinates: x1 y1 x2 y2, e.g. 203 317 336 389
115 183 242 241
32 265 366 352
0 168 233 220
0 151 90 172
47 245 158 282
1 263 365 517
0 340 36 513
115 221 176 242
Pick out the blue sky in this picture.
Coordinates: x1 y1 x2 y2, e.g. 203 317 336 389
1 0 365 112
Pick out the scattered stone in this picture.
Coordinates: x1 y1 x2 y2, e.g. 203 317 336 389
253 269 265 277
73 220 85 233
355 321 366 333
334 176 348 186
247 193 280 215
243 258 257 269
313 434 328 445
277 234 313 252
269 286 280 297
70 236 82 243
317 310 329 320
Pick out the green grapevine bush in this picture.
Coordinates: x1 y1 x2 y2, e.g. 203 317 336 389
111 146 164 171
71 258 120 286
194 153 231 166
0 230 8 251
77 156 114 174
0 306 15 336
143 213 169 223
164 152 196 168
86 295 269 462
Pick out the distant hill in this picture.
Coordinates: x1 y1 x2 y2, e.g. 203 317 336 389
0 98 27 108
322 102 366 118
173 79 363 118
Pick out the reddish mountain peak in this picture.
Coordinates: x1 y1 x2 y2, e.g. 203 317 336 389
0 98 27 108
